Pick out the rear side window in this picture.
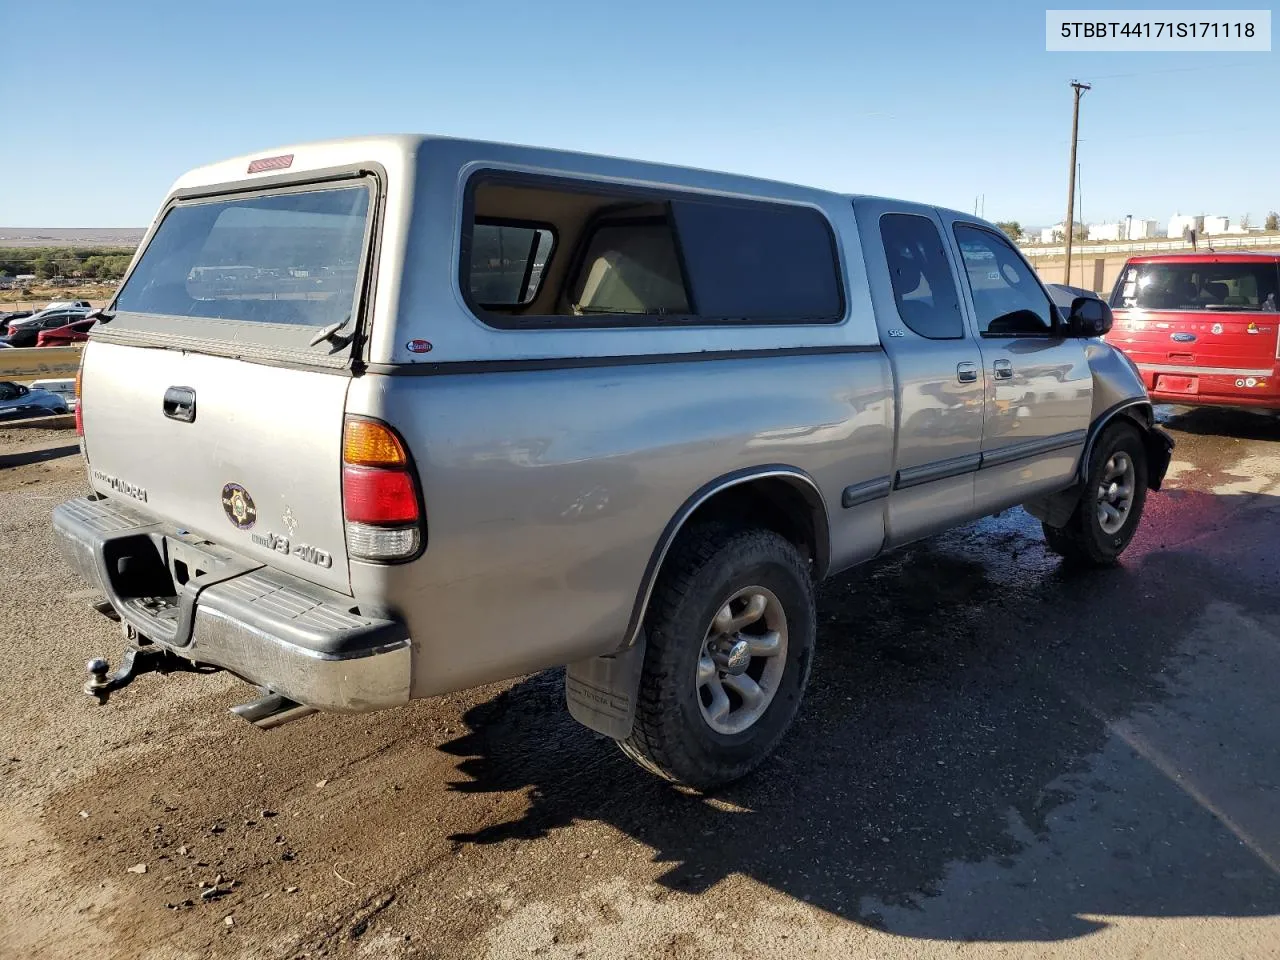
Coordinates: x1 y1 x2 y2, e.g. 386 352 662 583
115 184 372 328
462 175 843 327
1111 261 1280 311
668 200 842 320
878 213 965 339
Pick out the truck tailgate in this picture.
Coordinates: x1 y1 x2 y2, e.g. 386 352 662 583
81 340 352 594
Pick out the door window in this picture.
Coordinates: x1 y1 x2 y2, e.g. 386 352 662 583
879 214 965 339
954 225 1056 336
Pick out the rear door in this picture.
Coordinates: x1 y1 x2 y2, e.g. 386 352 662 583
855 200 985 547
947 221 1092 511
81 176 379 593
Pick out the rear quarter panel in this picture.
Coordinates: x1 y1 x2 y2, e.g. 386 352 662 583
347 355 893 698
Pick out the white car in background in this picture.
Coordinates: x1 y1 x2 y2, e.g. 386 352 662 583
31 378 78 409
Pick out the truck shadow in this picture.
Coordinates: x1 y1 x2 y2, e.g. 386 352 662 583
1156 404 1280 441
0 442 79 469
438 492 1280 942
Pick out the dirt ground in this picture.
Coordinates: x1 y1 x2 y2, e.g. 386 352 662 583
2 408 1280 960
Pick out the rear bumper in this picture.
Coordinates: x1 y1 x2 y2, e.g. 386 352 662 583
1139 364 1279 411
52 495 411 713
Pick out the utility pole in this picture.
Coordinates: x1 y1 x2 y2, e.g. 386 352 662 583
1063 80 1090 284
1076 162 1084 285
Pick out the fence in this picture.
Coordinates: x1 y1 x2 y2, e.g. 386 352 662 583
0 346 82 382
1021 234 1280 259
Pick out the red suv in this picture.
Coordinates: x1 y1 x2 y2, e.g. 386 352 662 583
1105 251 1280 410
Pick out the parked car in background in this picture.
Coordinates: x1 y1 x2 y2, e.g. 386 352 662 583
7 306 91 332
43 300 93 311
1047 283 1102 316
0 381 69 420
2 308 92 347
36 317 95 347
53 135 1173 791
1106 251 1280 410
1 310 33 335
30 378 77 408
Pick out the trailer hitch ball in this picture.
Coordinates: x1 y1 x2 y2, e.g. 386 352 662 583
85 658 111 696
83 651 144 704
82 643 216 705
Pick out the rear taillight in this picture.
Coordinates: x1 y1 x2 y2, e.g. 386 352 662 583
74 366 83 436
342 417 423 561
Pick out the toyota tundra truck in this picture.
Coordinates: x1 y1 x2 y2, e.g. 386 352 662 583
53 135 1172 789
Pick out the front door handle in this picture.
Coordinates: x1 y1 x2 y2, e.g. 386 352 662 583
162 386 196 423
956 361 979 384
993 359 1014 381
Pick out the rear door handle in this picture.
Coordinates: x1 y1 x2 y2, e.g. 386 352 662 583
956 362 979 384
993 359 1014 381
163 386 196 423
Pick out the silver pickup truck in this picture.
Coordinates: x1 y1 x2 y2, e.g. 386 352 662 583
53 135 1172 789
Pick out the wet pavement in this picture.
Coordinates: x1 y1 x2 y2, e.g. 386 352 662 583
1 406 1278 959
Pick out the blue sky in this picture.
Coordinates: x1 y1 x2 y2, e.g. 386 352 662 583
5 0 1276 228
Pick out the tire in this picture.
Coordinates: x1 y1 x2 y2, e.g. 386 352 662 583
1042 421 1149 566
619 525 816 790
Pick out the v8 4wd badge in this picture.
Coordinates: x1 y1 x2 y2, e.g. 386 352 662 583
250 529 333 568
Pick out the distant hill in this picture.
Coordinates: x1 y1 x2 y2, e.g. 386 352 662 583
0 228 144 248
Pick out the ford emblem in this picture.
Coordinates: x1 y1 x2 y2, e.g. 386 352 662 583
1171 332 1197 343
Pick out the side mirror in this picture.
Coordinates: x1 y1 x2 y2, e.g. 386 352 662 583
1067 296 1113 338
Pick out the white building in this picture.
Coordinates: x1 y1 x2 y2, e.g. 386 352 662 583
1168 214 1205 238
1125 217 1159 239
1038 222 1086 243
1203 215 1230 235
1085 217 1161 242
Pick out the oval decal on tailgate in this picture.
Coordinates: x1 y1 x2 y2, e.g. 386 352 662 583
221 482 257 530
1171 332 1197 343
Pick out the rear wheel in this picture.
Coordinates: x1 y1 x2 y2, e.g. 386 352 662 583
619 526 815 790
1043 422 1149 566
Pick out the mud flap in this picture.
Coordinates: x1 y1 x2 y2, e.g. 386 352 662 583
1022 486 1079 528
1144 425 1175 491
565 634 647 740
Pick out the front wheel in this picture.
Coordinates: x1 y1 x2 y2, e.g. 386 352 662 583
1043 421 1149 566
618 526 816 790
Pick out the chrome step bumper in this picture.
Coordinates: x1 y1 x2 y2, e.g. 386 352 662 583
53 495 411 713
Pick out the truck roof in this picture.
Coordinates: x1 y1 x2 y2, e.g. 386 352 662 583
168 133 978 224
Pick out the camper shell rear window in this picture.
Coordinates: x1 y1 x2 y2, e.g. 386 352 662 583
114 180 375 334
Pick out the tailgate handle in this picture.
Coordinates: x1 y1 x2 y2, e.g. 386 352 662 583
162 386 196 423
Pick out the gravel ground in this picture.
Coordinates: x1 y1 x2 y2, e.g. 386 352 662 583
2 408 1279 960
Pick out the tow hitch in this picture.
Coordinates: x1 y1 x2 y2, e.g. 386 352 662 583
83 629 216 705
83 621 319 729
